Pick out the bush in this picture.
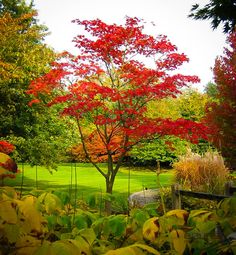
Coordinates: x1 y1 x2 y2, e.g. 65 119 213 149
173 150 229 194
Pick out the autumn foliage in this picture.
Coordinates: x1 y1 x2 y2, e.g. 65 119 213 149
0 141 18 180
27 17 209 195
0 140 15 155
206 31 236 169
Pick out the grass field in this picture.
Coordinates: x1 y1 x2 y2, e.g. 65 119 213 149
3 163 174 199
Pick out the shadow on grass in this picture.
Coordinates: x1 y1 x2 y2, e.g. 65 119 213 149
3 175 123 200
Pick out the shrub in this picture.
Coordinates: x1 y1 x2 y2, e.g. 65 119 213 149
173 150 229 194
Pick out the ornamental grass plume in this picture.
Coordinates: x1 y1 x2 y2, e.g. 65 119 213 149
173 150 229 194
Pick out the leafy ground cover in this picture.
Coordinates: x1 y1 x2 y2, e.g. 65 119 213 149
3 164 174 199
0 186 236 255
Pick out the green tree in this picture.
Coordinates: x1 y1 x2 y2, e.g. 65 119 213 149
0 0 34 17
189 0 236 33
177 88 209 121
204 82 218 98
0 2 77 168
130 89 211 165
130 136 188 166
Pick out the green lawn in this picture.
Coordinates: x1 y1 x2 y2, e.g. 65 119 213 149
3 163 174 199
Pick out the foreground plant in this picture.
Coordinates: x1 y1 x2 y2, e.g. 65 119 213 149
1 186 236 254
27 17 209 213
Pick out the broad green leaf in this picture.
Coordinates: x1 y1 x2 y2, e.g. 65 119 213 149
92 217 108 237
217 197 236 217
189 239 206 253
34 240 81 255
188 210 216 226
38 192 62 214
53 191 70 205
87 193 97 207
143 203 160 217
74 214 88 229
108 215 127 237
72 237 91 255
46 215 58 230
196 220 216 234
78 228 96 246
130 209 150 229
57 215 72 229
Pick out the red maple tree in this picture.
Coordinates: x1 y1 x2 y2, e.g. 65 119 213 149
27 17 209 204
206 31 236 169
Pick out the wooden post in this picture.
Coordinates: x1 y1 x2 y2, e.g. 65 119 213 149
171 184 181 209
224 181 233 196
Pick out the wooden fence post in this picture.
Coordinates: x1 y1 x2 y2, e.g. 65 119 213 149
225 181 233 196
171 184 181 209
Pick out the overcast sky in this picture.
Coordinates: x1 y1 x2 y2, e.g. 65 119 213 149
33 0 227 91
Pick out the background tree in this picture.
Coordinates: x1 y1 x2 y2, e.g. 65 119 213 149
206 31 236 169
189 0 236 33
177 88 209 121
204 81 219 98
0 0 34 17
130 89 211 165
0 0 77 168
28 17 209 213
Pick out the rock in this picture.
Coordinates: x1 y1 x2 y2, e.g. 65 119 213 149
129 189 160 206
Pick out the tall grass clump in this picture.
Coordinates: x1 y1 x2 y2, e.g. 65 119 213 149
173 150 229 194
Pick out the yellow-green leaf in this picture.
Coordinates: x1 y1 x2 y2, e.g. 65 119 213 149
4 224 21 243
169 229 186 255
133 243 160 255
104 246 143 255
142 217 160 242
16 197 45 234
0 200 17 224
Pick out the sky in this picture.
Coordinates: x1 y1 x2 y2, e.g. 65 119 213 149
33 0 227 91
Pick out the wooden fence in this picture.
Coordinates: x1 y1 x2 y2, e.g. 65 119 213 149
171 181 236 209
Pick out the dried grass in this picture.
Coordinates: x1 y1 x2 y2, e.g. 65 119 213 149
173 150 229 194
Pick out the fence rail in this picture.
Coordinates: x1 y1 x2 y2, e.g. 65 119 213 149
171 181 236 209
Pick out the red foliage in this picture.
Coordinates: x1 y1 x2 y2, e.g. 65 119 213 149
27 17 209 167
206 31 236 168
0 141 15 154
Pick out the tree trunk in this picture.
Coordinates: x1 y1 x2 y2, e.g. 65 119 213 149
104 175 115 215
104 155 116 215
